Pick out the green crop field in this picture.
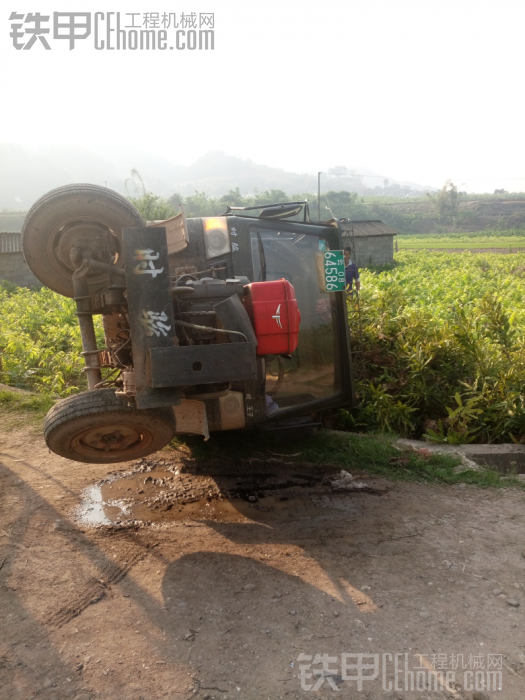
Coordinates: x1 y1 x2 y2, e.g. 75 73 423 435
346 250 525 443
0 283 99 395
398 237 525 250
398 231 525 250
1 249 525 444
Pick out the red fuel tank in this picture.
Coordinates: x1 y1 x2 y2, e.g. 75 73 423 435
243 279 300 356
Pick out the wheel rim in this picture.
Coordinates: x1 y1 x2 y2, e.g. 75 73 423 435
71 423 155 460
46 216 121 289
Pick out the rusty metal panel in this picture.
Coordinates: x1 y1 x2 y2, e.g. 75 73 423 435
147 210 188 255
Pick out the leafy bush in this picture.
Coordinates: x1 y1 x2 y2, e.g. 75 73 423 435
0 286 94 394
128 191 177 222
349 251 525 443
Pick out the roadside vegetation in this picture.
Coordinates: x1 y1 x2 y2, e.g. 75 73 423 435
2 249 525 486
347 251 525 444
7 178 525 235
0 389 54 414
181 429 523 490
125 178 525 235
0 389 55 430
1 246 525 445
0 387 56 428
0 281 95 395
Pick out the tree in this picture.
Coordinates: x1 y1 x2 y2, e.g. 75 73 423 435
252 189 288 206
220 188 244 206
181 191 222 217
169 192 184 206
426 180 458 220
321 190 370 219
128 191 177 222
125 169 177 222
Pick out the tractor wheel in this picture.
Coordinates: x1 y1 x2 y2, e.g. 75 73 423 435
44 389 176 464
22 184 144 298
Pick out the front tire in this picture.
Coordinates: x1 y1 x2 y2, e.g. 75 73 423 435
44 389 176 464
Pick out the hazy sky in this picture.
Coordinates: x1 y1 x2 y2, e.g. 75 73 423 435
2 0 524 192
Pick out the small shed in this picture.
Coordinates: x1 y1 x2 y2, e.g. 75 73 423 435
341 220 398 267
0 233 41 288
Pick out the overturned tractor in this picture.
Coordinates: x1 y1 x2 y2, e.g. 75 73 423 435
22 184 354 463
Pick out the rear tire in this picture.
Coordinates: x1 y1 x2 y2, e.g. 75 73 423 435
44 389 176 464
22 184 144 298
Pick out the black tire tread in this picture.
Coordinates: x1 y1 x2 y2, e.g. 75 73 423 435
44 389 174 435
22 184 144 297
23 183 143 229
44 389 176 463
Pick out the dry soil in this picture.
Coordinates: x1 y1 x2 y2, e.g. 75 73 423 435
1 428 525 700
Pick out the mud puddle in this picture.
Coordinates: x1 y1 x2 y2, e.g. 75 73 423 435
75 459 381 526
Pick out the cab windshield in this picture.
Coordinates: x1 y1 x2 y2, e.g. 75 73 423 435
250 228 340 415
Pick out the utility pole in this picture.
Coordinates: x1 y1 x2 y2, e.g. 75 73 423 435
318 171 322 222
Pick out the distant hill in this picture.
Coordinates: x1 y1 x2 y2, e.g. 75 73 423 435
2 144 525 234
172 151 316 196
373 195 525 233
0 144 433 210
150 151 433 198
0 143 184 209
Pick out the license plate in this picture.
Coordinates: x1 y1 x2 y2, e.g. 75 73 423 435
323 250 345 292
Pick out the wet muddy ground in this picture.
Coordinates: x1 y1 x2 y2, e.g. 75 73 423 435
2 427 525 700
76 457 386 527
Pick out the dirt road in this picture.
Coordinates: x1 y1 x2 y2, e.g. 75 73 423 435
1 427 525 700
